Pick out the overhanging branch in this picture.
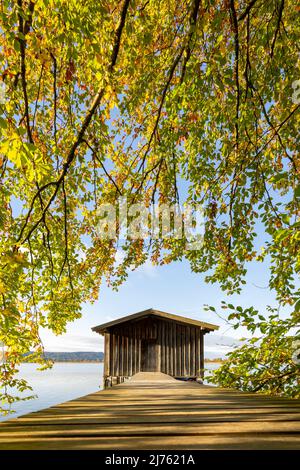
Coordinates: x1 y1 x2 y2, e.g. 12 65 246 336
17 0 131 245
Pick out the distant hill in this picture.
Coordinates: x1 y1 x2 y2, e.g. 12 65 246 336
23 351 104 363
20 351 224 363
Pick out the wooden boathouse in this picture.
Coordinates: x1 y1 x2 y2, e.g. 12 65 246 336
92 308 218 387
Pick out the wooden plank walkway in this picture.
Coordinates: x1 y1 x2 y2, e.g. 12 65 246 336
0 372 300 450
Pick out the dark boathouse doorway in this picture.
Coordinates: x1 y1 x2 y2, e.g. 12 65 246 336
141 338 158 372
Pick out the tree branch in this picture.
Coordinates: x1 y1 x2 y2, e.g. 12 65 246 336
58 179 73 294
180 0 201 83
253 368 297 392
238 0 258 22
135 48 185 177
17 0 131 244
133 0 202 181
229 0 240 152
270 0 284 58
50 52 58 147
82 139 122 195
17 0 35 144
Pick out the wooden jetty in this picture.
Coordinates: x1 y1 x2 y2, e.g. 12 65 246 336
0 372 300 450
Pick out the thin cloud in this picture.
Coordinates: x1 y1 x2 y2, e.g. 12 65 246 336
41 331 240 359
41 334 103 352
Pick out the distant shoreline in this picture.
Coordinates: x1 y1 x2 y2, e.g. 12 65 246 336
18 351 225 364
204 358 225 364
21 352 105 363
22 360 105 363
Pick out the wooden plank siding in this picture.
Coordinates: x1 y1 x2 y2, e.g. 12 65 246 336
176 325 180 376
190 327 195 377
102 316 207 385
103 333 110 377
200 331 204 379
157 320 161 373
161 320 165 373
173 322 177 377
185 326 190 376
195 328 200 377
167 319 172 376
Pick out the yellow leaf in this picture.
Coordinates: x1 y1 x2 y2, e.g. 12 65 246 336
0 280 5 294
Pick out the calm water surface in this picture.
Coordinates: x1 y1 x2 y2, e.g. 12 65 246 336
0 363 104 422
0 362 221 422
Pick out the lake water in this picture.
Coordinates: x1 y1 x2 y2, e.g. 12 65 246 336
0 362 221 422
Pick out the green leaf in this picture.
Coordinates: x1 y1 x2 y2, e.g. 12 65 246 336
269 172 288 183
0 117 7 129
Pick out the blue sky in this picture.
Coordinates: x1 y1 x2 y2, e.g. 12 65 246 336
10 166 292 357
8 110 294 358
39 187 293 357
9 158 288 357
40 253 289 357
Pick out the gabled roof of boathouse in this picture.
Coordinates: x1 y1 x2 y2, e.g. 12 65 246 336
92 308 219 334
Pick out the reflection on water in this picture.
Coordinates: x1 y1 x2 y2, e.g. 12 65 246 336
0 362 221 422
